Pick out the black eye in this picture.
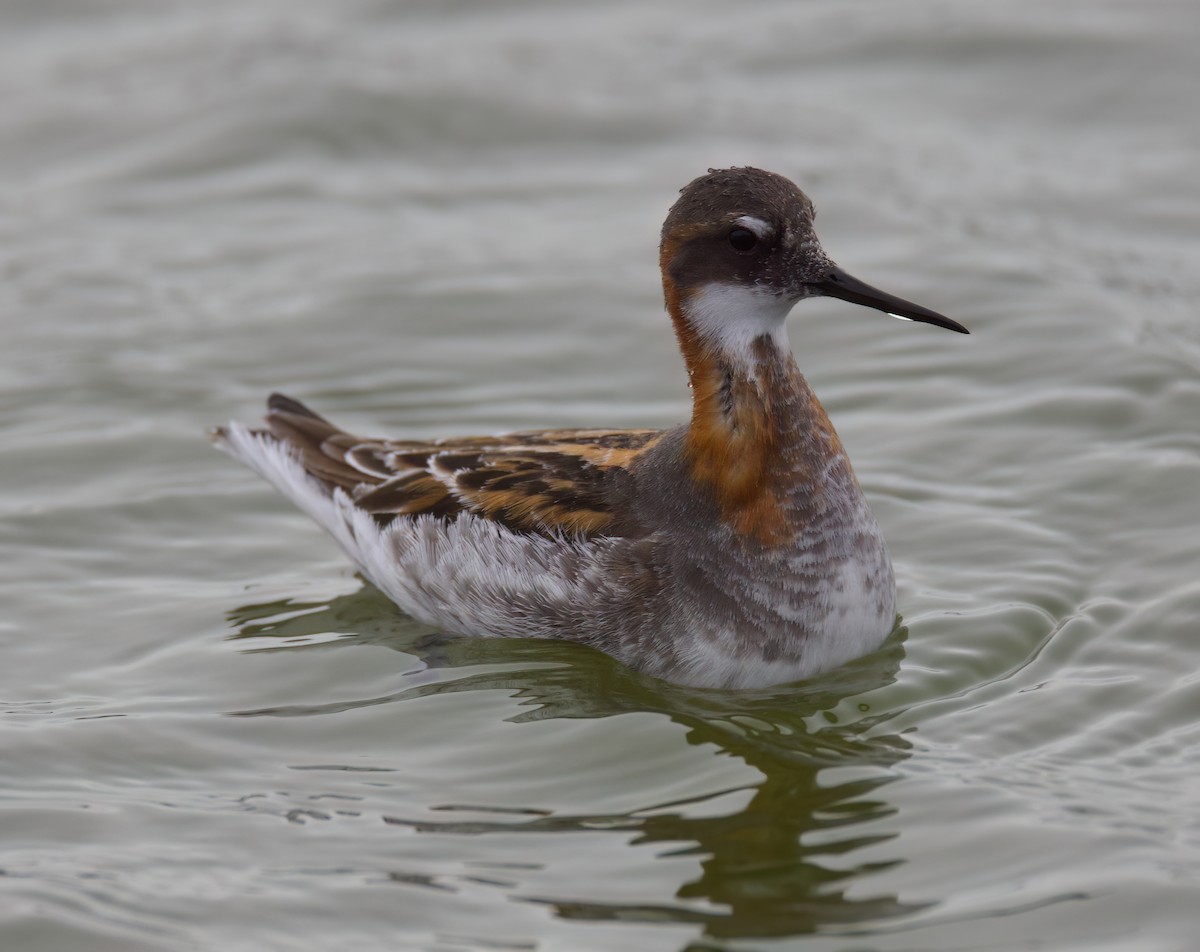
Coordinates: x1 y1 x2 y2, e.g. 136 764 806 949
728 228 758 253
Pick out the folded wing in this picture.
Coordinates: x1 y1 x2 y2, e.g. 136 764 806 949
254 393 662 539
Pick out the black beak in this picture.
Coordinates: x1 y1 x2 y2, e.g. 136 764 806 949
814 267 969 334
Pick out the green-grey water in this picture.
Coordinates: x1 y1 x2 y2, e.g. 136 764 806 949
3 2 1199 950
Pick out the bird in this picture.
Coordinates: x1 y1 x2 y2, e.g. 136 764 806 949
212 167 967 689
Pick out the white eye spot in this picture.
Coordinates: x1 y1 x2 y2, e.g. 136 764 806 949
734 215 774 241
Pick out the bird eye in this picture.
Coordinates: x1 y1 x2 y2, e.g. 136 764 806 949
728 228 758 253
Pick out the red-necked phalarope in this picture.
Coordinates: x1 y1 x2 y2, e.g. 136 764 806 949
213 167 968 689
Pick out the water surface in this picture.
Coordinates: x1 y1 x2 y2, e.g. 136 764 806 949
3 2 1199 950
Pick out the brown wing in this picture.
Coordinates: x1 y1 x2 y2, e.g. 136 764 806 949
259 393 662 538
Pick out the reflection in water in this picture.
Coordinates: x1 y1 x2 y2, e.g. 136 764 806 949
227 584 925 940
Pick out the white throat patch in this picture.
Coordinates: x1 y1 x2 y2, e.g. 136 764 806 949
684 283 793 359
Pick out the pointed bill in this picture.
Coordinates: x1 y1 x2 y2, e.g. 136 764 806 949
814 267 969 334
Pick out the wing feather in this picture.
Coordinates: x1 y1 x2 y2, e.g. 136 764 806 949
256 394 661 539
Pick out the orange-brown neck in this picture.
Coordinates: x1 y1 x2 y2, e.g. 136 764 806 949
663 273 851 547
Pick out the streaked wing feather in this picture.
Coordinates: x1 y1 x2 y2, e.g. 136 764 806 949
261 394 661 539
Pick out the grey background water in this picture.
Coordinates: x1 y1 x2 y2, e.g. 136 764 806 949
2 1 1198 950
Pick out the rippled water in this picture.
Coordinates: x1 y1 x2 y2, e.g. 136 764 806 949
3 2 1199 950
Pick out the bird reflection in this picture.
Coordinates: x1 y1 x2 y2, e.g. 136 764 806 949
227 583 925 940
